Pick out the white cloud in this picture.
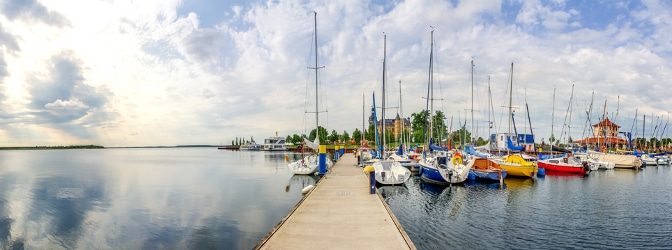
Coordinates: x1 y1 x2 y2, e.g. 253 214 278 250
0 0 669 146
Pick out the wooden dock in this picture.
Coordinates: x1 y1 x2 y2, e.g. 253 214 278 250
255 153 415 249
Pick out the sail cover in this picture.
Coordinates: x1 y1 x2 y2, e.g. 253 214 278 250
304 137 320 151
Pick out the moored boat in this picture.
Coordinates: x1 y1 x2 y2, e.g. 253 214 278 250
494 154 537 178
538 156 589 175
471 157 507 182
372 160 411 185
419 151 474 185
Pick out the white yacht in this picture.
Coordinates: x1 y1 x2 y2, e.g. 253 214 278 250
262 136 288 151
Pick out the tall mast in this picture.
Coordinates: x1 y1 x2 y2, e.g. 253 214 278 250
399 80 405 151
425 29 435 147
508 62 513 135
551 86 556 145
313 12 319 132
382 33 387 150
307 12 325 138
488 76 492 149
362 92 365 145
471 59 474 144
567 83 575 144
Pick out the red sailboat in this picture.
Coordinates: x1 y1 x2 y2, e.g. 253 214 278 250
537 155 590 175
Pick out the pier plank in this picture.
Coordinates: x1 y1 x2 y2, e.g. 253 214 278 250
255 153 415 249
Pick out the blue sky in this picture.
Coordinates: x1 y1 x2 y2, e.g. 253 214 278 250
0 0 670 146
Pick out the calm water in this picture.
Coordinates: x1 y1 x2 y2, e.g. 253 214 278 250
381 167 672 249
2 149 670 249
0 148 316 249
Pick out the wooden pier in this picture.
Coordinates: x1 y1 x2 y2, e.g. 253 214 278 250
255 153 415 249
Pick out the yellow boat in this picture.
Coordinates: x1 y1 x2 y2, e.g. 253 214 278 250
494 154 538 178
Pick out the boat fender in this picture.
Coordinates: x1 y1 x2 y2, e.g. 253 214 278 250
301 185 315 194
452 155 463 165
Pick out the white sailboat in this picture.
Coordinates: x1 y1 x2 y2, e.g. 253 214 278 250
287 12 333 175
371 33 411 185
417 29 473 185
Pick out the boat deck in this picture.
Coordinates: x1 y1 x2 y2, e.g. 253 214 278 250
254 153 415 249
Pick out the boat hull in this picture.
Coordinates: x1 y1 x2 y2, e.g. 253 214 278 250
472 169 507 182
593 153 642 169
373 160 411 185
418 156 472 185
287 155 333 175
499 164 537 178
538 161 587 175
471 158 507 182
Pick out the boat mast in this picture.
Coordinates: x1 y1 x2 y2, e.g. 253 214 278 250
488 76 492 150
399 80 405 153
382 33 387 151
551 86 555 146
424 29 435 148
508 62 513 135
308 11 324 141
362 92 365 145
471 59 474 144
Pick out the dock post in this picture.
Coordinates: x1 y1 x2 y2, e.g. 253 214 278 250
363 165 376 194
334 145 339 161
319 145 327 175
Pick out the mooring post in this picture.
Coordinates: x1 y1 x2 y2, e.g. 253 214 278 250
319 145 327 175
363 165 376 194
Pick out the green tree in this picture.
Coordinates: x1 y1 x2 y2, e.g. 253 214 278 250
291 134 302 144
352 128 362 145
365 124 376 142
328 130 339 143
476 137 487 146
410 110 429 144
432 110 448 143
309 126 328 143
450 125 471 147
342 130 350 143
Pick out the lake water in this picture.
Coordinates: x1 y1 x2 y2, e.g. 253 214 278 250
0 148 314 249
381 167 672 249
1 148 670 249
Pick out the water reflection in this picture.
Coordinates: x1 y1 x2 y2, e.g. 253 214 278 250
0 148 303 249
378 185 409 198
284 175 320 193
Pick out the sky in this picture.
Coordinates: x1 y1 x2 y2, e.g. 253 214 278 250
0 0 671 147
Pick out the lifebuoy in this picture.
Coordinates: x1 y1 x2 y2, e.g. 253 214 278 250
452 155 463 165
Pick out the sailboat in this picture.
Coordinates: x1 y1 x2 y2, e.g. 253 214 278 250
417 30 473 185
370 34 411 185
287 12 334 175
465 60 507 183
490 63 538 178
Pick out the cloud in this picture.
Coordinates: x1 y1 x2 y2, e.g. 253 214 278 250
27 51 113 129
0 0 70 27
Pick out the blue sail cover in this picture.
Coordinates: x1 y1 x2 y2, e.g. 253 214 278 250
429 138 447 151
506 137 524 151
465 143 489 158
396 144 404 155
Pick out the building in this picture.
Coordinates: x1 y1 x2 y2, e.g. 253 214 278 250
574 118 629 149
369 110 411 142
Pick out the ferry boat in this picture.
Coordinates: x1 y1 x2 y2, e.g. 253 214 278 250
262 134 288 151
239 140 261 150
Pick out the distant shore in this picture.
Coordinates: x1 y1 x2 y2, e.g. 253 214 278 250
0 145 105 150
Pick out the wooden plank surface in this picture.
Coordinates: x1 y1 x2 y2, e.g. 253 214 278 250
255 153 415 250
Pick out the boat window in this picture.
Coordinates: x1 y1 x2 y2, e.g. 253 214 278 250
550 160 559 164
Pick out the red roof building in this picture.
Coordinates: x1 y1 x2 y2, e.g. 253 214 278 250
574 118 629 147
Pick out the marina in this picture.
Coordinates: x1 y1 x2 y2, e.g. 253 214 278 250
256 153 414 249
0 147 670 249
